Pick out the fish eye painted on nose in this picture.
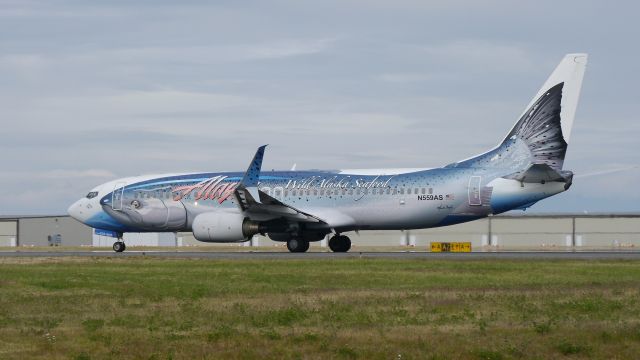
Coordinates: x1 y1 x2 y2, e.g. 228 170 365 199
100 195 111 206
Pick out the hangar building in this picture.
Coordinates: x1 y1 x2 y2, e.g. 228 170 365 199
1 214 638 250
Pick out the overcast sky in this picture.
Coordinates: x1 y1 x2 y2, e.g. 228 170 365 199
1 0 638 215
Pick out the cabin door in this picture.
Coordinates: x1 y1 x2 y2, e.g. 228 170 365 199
468 176 482 206
111 182 126 210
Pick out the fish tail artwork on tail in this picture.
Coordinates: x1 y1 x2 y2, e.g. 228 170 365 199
452 54 587 172
502 53 588 171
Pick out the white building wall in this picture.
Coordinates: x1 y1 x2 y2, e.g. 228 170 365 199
575 218 640 248
93 232 177 247
0 220 17 247
7 214 638 250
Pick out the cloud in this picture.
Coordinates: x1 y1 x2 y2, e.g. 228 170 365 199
0 169 117 215
2 169 117 180
412 40 535 72
0 38 336 71
87 39 335 64
0 54 46 68
376 73 433 83
41 169 117 179
0 1 638 214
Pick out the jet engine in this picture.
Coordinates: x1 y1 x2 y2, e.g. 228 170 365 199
192 212 261 242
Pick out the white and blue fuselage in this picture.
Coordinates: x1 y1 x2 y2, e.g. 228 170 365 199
68 54 587 252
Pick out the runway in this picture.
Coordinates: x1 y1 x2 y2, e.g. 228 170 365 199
1 251 640 260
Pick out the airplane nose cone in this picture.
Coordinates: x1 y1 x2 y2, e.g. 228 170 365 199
68 199 86 222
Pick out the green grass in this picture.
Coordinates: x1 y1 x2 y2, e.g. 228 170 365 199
0 257 639 359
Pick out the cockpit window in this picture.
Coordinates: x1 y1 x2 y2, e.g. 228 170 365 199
86 191 99 199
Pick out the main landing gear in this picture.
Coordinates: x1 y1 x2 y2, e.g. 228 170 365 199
284 234 352 253
329 235 351 253
113 240 126 253
286 238 310 253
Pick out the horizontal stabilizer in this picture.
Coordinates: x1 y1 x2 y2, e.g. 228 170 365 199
504 163 568 183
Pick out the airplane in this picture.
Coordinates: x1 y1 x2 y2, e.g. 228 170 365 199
68 53 587 253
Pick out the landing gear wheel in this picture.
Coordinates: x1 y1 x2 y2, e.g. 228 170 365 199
287 238 310 253
113 241 126 253
329 235 351 252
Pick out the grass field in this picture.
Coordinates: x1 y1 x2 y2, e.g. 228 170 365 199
0 258 639 359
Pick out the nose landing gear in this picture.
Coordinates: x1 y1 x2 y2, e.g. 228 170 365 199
113 240 126 252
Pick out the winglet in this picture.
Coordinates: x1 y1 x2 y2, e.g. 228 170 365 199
240 145 267 188
235 145 267 207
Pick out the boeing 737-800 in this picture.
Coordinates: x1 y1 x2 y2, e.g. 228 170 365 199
68 54 587 253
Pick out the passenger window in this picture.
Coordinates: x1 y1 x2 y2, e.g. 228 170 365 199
284 190 289 197
348 189 353 195
400 188 404 195
386 188 390 194
407 188 411 195
421 188 426 194
275 190 281 196
320 189 325 196
429 188 433 194
415 188 419 194
292 190 297 196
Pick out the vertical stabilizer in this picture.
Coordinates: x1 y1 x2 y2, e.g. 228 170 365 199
507 53 587 144
451 54 587 171
500 54 587 170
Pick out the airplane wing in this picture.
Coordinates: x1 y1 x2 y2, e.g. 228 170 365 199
233 146 328 224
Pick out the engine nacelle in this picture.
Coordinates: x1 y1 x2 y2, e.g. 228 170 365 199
192 212 260 243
